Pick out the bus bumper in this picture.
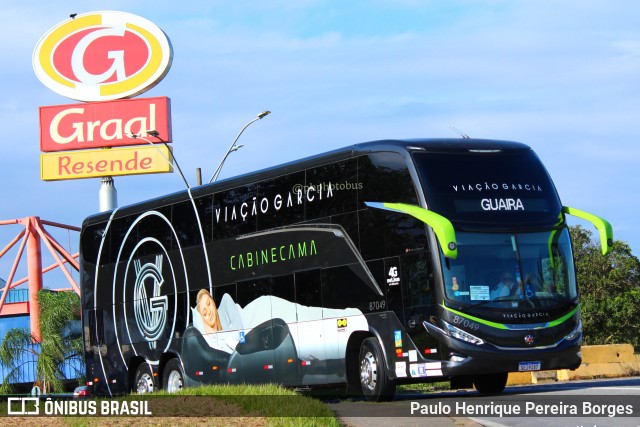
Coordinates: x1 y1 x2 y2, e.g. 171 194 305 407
424 321 582 376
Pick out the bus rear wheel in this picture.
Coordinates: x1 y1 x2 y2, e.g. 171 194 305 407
134 363 154 394
163 359 185 393
473 372 508 394
359 337 395 402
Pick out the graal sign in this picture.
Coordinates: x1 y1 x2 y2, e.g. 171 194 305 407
40 145 173 181
39 97 172 152
33 11 173 102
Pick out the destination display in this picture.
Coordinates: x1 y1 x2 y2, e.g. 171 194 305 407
413 150 562 226
453 197 551 213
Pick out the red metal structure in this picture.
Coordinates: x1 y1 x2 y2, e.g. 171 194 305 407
0 217 80 342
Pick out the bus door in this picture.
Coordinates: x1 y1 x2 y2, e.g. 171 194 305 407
401 250 439 362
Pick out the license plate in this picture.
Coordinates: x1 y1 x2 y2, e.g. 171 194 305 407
518 361 541 372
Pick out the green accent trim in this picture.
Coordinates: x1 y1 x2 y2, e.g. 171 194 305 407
562 206 613 255
442 303 579 330
548 305 579 327
365 202 458 258
547 229 559 267
442 304 508 330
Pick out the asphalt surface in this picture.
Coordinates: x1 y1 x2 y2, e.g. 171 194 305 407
328 377 640 427
328 400 485 427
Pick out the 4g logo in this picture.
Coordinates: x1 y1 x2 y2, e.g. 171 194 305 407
33 11 173 101
387 266 400 286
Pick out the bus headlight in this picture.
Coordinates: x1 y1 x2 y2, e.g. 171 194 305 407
442 320 484 345
564 321 582 342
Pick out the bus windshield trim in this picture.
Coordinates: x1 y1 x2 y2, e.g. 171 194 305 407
365 202 458 259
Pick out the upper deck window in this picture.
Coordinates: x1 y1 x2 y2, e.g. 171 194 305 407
413 150 562 228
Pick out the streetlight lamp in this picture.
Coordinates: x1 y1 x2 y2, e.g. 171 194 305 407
127 132 191 189
208 110 271 183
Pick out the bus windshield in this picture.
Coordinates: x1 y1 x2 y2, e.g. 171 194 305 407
441 228 576 309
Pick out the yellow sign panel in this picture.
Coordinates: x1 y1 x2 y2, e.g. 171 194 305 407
41 145 173 181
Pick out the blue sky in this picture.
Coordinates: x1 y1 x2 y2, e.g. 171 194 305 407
0 1 639 287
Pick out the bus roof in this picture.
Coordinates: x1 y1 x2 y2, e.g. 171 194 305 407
83 138 531 226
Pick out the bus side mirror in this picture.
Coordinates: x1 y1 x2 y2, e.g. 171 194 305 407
365 202 458 259
562 206 613 255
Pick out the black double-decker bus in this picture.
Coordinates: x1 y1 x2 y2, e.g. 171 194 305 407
80 138 612 401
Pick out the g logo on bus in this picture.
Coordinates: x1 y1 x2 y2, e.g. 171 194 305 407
115 212 186 363
524 334 535 345
133 256 168 349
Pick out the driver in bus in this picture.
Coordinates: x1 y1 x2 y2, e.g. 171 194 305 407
490 272 520 299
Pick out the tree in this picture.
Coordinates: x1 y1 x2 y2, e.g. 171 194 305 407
570 225 640 349
0 290 84 394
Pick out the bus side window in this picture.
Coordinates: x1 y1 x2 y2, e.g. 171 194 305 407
193 195 214 244
80 223 105 268
257 171 306 231
237 278 269 306
218 185 259 238
358 152 418 205
172 200 201 247
87 309 105 347
322 264 377 312
271 275 295 305
294 270 322 315
305 158 359 220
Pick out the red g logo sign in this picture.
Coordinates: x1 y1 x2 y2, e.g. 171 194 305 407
33 11 173 102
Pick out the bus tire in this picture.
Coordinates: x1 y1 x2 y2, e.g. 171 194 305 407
162 359 185 393
134 363 154 394
450 375 473 390
359 337 396 402
473 372 508 394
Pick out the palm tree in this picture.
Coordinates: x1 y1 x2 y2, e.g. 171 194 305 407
0 289 84 394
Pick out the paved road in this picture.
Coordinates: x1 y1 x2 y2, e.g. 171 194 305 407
328 377 640 427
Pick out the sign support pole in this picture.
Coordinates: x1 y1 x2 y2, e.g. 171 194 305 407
27 217 43 343
99 177 118 212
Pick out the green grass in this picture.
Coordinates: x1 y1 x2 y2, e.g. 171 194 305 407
397 381 451 393
157 383 341 425
57 384 341 427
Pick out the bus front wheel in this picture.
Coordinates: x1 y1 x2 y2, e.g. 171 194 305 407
163 359 185 393
359 337 395 401
134 363 154 394
473 372 508 394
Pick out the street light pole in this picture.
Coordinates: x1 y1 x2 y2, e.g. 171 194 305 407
127 132 191 189
208 110 270 183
